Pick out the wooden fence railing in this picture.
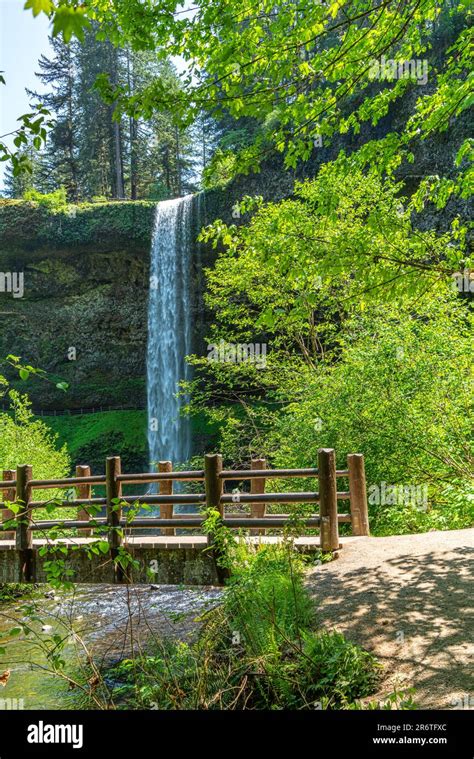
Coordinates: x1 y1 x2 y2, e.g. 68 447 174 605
0 449 369 557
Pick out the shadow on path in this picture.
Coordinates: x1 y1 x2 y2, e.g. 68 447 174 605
305 529 474 709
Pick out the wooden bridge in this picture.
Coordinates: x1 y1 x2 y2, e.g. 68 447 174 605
0 449 369 584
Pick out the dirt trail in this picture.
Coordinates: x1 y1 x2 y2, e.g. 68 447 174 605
305 528 474 709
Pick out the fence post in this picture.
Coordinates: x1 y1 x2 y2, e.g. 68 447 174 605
205 453 223 518
76 465 92 538
0 469 16 541
106 456 123 582
250 457 266 536
158 461 174 536
347 453 370 536
16 464 34 582
318 448 339 552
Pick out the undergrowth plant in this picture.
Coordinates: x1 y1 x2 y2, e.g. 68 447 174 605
106 538 390 710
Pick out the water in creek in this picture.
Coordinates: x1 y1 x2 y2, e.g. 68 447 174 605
0 584 222 710
147 195 194 470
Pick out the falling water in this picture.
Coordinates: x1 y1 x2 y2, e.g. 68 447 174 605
147 195 194 468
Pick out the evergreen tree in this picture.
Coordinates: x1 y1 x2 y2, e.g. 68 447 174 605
121 50 198 199
18 30 202 200
26 37 79 200
75 26 125 199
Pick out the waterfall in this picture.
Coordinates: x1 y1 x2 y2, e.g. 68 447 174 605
147 195 194 469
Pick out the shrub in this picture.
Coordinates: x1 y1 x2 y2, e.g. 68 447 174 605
23 187 68 211
295 630 380 706
266 296 473 534
0 390 69 481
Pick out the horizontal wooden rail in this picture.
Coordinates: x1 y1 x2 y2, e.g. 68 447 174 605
28 519 108 531
221 491 349 504
116 470 205 483
0 480 17 490
24 517 316 531
28 492 349 508
221 492 320 504
19 513 354 533
224 517 321 528
170 512 353 522
220 468 349 480
119 494 206 505
30 498 107 508
29 475 106 488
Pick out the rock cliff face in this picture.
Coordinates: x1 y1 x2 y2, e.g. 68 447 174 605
0 201 155 410
0 197 226 413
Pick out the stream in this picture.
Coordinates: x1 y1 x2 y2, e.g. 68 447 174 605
0 584 222 710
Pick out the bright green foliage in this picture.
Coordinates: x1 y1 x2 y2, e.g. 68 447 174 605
264 301 473 533
14 0 471 210
200 165 470 301
23 0 90 42
51 5 91 43
24 0 53 17
0 390 70 482
0 361 71 532
184 168 473 533
23 187 68 210
202 148 238 190
224 543 315 657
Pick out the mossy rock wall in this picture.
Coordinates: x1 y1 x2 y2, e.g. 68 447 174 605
0 201 155 410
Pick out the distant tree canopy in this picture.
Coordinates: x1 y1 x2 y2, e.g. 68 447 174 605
17 1 470 199
4 26 203 200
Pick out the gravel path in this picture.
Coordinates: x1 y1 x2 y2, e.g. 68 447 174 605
305 528 474 709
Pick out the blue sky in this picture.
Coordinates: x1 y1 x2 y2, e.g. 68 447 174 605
0 0 52 189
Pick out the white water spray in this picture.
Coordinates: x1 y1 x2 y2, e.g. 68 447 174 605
147 195 193 468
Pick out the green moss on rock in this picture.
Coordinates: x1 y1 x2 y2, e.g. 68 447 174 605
0 199 155 252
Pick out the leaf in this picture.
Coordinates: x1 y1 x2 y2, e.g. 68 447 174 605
19 368 30 381
56 381 69 392
24 0 53 18
52 6 91 43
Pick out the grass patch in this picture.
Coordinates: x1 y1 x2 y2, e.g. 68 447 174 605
39 410 148 474
40 409 219 475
